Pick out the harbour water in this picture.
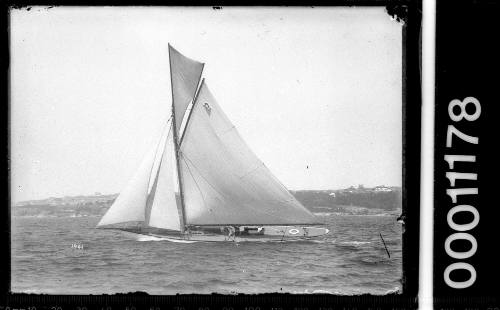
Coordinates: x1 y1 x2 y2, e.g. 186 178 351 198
11 210 402 295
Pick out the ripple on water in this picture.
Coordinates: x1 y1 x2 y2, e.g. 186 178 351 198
11 214 402 294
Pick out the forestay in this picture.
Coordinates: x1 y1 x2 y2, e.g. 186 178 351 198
179 81 317 225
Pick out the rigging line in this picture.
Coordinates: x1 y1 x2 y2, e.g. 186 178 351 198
219 125 236 137
152 114 172 144
145 118 174 225
144 159 162 225
186 122 264 188
181 152 298 222
147 118 173 193
152 115 172 161
181 101 257 184
181 152 234 203
145 128 171 224
180 155 209 213
182 152 247 220
237 163 265 181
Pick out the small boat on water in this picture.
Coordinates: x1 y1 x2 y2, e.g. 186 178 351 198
96 44 330 242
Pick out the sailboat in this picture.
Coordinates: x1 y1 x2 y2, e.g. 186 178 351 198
97 44 330 242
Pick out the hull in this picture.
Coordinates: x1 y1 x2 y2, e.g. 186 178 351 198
118 225 330 242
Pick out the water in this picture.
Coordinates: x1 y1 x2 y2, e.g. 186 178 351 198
11 212 402 295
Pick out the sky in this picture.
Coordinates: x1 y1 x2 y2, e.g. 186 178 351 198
10 6 402 203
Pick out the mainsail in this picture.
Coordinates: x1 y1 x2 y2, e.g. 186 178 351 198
179 81 317 225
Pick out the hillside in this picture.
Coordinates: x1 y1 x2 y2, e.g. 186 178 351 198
291 186 401 211
12 186 401 217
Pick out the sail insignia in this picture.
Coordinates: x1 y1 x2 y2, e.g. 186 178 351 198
203 102 212 115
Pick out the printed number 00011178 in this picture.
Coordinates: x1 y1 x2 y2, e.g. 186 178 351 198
443 97 481 289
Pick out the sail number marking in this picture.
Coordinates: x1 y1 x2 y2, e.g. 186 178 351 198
443 96 480 289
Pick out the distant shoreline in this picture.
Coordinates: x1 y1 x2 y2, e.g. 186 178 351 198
14 185 402 212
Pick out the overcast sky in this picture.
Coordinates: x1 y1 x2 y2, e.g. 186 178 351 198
10 6 402 203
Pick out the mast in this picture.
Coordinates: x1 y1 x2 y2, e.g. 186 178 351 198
168 44 188 233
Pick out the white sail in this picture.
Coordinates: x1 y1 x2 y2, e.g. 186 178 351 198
145 123 181 231
179 81 317 225
97 142 159 227
169 44 204 135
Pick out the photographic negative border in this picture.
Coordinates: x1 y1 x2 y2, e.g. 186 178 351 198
1 1 421 309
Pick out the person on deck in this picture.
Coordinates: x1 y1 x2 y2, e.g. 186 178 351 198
227 226 235 240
